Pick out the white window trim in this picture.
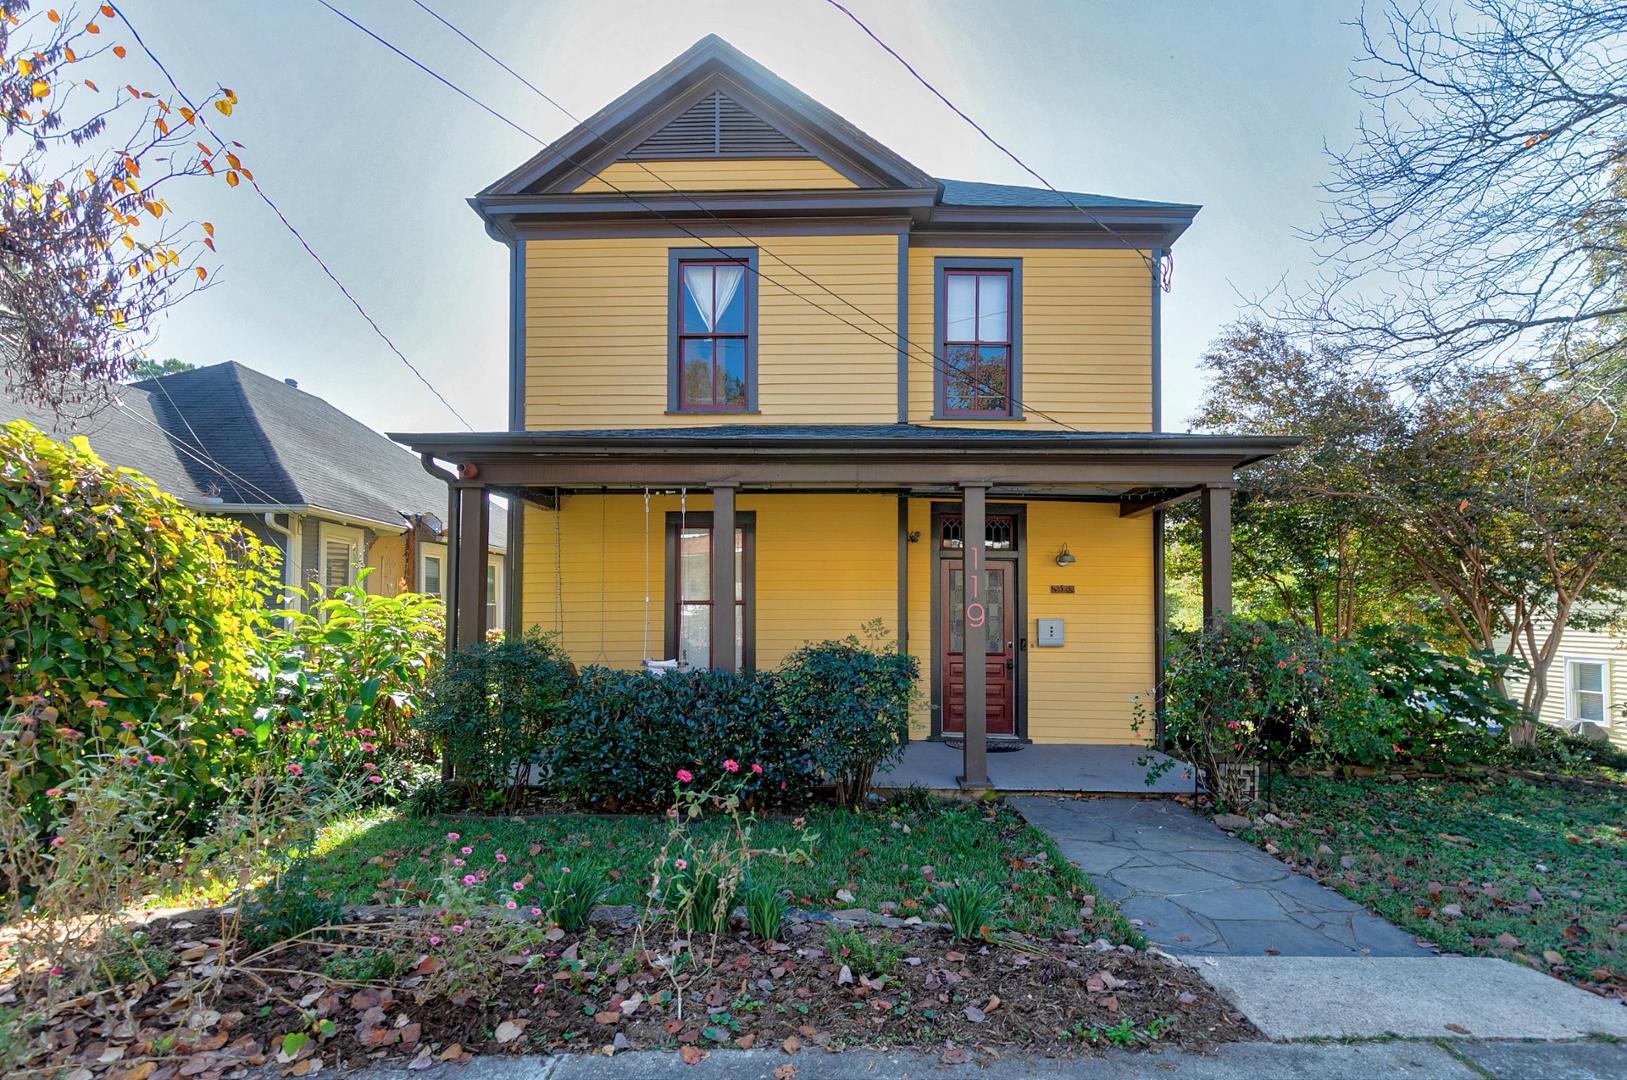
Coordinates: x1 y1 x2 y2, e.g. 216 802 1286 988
1564 655 1611 726
419 548 447 600
318 522 365 591
486 557 504 631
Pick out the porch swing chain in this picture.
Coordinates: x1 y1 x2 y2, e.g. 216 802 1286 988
641 487 650 661
678 487 687 667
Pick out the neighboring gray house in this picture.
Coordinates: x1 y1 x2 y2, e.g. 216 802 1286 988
4 361 507 625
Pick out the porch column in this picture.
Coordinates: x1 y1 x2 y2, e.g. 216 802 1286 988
453 484 490 650
1200 485 1232 626
959 482 991 789
709 482 737 672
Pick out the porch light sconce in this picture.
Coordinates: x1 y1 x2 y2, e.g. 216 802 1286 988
1055 543 1076 567
907 531 921 544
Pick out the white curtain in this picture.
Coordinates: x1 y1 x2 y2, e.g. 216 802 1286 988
683 264 745 331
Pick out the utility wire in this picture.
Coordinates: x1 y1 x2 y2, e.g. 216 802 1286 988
327 0 1078 431
821 0 1169 288
110 395 286 509
112 5 474 430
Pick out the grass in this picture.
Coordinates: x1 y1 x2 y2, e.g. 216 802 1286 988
1239 774 1626 993
286 798 1138 943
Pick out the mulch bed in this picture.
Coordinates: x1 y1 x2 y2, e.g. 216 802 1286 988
22 910 1255 1077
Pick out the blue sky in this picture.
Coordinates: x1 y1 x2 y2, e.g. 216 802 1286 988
125 0 1367 435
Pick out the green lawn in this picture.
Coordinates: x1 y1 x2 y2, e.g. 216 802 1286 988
294 800 1138 943
1239 775 1627 993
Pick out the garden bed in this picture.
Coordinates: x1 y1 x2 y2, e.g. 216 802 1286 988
20 909 1254 1077
1226 774 1627 1000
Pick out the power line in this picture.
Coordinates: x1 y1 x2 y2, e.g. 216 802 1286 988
820 0 1169 288
112 6 474 431
331 0 1078 430
110 395 286 510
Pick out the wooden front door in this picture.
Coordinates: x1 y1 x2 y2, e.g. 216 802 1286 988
940 560 1016 735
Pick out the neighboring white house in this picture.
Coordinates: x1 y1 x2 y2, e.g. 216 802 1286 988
1505 609 1626 748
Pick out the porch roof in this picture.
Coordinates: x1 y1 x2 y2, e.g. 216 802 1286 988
389 424 1297 504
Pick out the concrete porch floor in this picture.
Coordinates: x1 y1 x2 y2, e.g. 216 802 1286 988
872 740 1192 795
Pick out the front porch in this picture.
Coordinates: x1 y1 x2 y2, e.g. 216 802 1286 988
874 741 1191 795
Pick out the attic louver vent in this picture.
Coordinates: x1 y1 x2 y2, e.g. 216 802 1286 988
625 91 812 159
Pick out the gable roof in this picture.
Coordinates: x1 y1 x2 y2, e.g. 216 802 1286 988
4 362 505 549
482 34 935 198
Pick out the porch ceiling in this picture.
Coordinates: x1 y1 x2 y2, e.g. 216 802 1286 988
389 424 1299 502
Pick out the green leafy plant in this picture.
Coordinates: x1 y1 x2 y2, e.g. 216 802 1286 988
401 778 462 819
419 629 575 810
938 879 1003 941
825 927 905 976
777 623 920 808
96 928 172 989
538 865 609 933
240 868 344 951
321 947 401 984
739 877 787 942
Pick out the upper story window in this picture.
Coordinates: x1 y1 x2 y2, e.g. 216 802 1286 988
936 257 1022 419
670 247 758 413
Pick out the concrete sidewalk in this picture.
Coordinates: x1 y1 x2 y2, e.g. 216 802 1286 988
315 1040 1627 1079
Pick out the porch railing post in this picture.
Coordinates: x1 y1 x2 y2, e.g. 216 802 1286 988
959 482 991 789
1200 484 1232 626
709 482 738 672
453 484 490 650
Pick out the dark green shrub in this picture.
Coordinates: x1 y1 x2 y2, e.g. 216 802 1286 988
0 421 278 828
96 929 172 988
401 778 463 818
1349 624 1523 763
777 628 919 807
419 629 576 810
240 869 344 951
548 666 809 809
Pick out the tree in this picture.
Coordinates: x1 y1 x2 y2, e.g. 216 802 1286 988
1176 322 1423 636
124 355 193 381
0 1 240 415
1297 1 1627 390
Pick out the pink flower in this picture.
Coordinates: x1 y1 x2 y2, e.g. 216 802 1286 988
45 787 62 797
495 852 508 863
85 699 107 709
119 720 136 730
676 769 693 783
231 728 248 737
368 775 383 784
450 924 464 934
531 907 542 917
750 763 763 775
533 983 546 994
452 858 465 867
145 754 166 764
446 832 460 842
50 836 65 848
512 881 524 891
360 742 377 752
675 858 688 871
462 874 476 886
429 935 441 946
461 846 473 855
562 866 571 874
286 763 303 776
1295 665 1306 675
723 759 740 773
505 900 517 910
1276 660 1288 669
666 807 679 819
49 966 63 977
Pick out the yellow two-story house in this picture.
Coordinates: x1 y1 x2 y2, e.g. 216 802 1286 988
395 36 1291 787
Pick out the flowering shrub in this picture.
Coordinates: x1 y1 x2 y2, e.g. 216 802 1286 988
418 629 575 810
0 421 278 826
254 577 444 802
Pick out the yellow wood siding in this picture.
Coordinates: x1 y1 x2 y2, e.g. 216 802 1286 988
521 493 1150 744
569 158 857 192
521 493 898 669
524 234 898 429
905 247 1152 431
1505 618 1627 748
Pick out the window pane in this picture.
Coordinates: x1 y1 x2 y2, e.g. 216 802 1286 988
486 565 498 628
679 602 710 668
714 265 746 333
681 339 715 406
423 556 441 596
735 603 744 669
945 273 976 340
679 528 709 600
948 568 964 654
983 569 1005 653
734 527 744 602
1575 662 1604 693
718 339 747 406
977 273 1008 342
944 345 981 412
1578 691 1605 723
681 264 713 332
324 540 352 590
970 345 1009 412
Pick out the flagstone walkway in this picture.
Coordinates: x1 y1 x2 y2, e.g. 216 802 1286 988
1009 796 1429 957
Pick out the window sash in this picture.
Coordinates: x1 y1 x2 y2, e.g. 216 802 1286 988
940 266 1016 418
1570 660 1607 723
664 512 754 669
422 554 442 597
675 257 752 412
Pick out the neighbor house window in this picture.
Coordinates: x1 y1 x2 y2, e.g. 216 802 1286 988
936 258 1021 418
318 523 363 591
486 561 501 632
421 553 443 598
669 248 757 412
1568 658 1609 725
665 512 754 669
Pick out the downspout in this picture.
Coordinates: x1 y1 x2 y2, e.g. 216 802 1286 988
262 511 294 594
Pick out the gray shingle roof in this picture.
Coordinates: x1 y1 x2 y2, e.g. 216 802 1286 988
5 362 504 548
934 178 1198 212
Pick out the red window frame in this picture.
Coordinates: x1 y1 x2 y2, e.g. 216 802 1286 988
677 258 751 412
941 268 1013 418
